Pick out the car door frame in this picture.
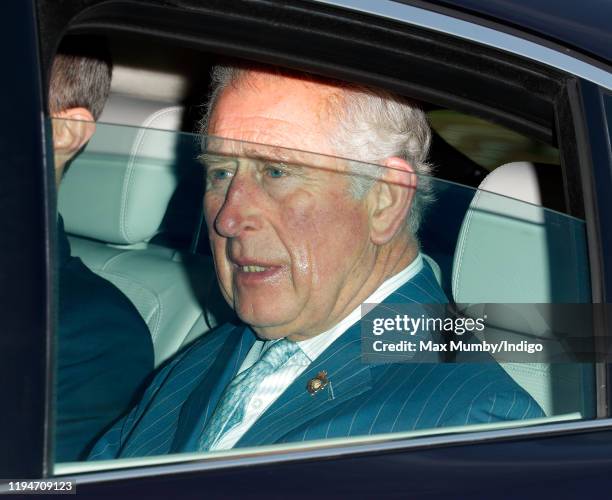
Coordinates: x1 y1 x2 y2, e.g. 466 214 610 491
3 0 612 494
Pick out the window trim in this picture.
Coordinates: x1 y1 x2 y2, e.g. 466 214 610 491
312 0 612 91
0 0 50 481
48 417 612 485
31 0 611 480
575 82 612 417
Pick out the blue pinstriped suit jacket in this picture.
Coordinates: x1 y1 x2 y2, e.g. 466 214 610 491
89 263 544 460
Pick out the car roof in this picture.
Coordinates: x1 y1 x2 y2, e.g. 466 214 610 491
421 0 612 65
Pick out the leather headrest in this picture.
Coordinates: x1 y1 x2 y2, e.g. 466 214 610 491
58 94 186 245
453 161 590 312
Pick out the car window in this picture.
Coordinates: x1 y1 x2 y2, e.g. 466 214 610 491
428 109 560 170
52 118 596 473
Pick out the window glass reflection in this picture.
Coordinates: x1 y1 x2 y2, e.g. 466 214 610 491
52 118 594 468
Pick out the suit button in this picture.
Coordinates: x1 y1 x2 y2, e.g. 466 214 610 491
252 398 262 409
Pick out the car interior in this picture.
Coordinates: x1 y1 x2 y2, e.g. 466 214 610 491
53 31 594 465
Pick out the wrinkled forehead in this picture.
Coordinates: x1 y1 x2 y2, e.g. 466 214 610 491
228 68 347 104
200 136 352 174
200 71 375 176
205 71 345 149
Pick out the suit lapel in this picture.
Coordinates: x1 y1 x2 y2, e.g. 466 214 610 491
237 322 372 447
237 260 446 447
171 259 445 450
172 325 257 452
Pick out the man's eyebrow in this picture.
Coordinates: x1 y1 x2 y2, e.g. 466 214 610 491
197 153 236 166
200 146 312 169
240 146 296 163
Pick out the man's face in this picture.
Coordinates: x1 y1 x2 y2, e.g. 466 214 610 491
204 73 378 340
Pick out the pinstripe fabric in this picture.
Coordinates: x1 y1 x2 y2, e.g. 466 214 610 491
213 254 425 450
89 261 544 460
211 340 310 450
199 339 305 451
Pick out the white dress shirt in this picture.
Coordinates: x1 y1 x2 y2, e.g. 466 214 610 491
210 253 424 450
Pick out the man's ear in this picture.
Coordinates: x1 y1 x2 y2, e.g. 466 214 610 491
365 156 417 245
52 107 96 158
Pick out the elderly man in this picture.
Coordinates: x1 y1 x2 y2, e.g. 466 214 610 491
51 36 153 461
89 63 542 459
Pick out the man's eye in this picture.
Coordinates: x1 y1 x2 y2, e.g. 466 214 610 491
264 164 287 178
208 168 233 181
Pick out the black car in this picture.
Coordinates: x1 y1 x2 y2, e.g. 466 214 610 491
1 0 612 497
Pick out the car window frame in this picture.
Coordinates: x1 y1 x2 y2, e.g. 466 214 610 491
4 0 609 487
0 0 50 480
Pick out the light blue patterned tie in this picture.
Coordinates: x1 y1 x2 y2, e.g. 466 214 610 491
198 338 301 451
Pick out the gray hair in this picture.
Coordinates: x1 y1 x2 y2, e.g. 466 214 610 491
49 35 112 120
200 64 433 236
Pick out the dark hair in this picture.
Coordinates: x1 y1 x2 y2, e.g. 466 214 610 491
49 36 112 120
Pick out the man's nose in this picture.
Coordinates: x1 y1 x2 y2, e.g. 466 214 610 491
214 175 263 238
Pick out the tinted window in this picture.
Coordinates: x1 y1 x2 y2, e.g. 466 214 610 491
52 121 595 472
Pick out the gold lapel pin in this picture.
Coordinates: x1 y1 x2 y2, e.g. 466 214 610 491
307 371 329 396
